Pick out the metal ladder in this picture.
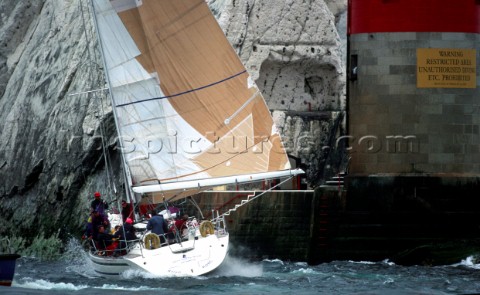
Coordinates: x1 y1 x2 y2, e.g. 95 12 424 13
324 172 345 186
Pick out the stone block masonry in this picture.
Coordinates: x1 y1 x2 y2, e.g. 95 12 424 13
190 190 316 261
348 32 480 175
190 176 480 266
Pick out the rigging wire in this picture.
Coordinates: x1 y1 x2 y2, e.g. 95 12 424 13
210 175 295 224
80 0 117 201
89 0 138 215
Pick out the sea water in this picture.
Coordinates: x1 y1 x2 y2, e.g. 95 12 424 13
2 240 480 295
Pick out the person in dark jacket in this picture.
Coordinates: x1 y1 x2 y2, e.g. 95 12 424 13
91 191 108 214
96 225 118 254
91 210 106 240
146 210 169 243
114 218 137 254
121 200 133 222
114 218 137 240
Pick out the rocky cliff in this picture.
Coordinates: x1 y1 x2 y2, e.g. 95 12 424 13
210 0 347 182
0 0 346 251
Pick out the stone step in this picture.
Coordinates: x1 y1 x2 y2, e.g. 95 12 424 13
325 180 344 185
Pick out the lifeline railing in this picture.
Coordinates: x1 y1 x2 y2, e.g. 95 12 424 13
90 238 139 257
210 176 295 223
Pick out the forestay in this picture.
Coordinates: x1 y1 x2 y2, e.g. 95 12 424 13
91 0 302 202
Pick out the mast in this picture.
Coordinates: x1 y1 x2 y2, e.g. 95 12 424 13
89 0 135 206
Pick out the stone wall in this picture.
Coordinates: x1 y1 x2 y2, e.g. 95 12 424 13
348 32 480 175
192 181 480 266
190 190 316 261
331 175 480 265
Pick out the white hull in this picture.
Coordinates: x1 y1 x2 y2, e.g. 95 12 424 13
89 233 229 277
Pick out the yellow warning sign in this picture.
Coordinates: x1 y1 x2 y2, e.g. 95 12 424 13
417 48 476 88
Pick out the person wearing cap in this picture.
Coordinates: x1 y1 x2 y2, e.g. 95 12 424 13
113 218 135 240
90 191 108 215
123 218 137 240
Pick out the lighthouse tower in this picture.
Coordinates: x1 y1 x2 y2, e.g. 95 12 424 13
347 0 479 176
325 0 480 264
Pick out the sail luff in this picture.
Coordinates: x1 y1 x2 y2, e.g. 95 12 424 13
90 0 136 202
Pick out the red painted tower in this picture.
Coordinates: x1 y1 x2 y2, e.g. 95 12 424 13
325 0 480 265
349 0 479 35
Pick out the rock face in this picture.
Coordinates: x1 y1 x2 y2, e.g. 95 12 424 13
211 0 345 111
0 0 346 242
0 0 116 239
209 0 347 181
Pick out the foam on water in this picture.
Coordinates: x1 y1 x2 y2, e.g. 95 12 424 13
263 258 284 265
347 260 377 265
346 259 396 267
453 255 480 269
62 238 100 278
8 253 480 294
215 255 263 277
382 259 396 266
292 267 320 275
13 278 89 291
13 279 164 292
120 268 177 280
94 284 162 291
13 238 480 294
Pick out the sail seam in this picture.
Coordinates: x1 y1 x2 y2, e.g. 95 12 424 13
115 70 247 107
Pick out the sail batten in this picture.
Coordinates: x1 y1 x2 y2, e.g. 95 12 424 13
92 0 299 198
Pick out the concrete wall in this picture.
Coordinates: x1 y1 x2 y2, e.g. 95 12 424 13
190 190 316 261
190 181 480 266
334 175 480 265
348 32 480 175
190 188 349 263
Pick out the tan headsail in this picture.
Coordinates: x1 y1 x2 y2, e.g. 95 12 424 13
92 0 302 202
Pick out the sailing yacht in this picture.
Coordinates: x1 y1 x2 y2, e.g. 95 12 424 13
87 0 304 277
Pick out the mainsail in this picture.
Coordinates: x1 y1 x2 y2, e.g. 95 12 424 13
91 0 303 202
